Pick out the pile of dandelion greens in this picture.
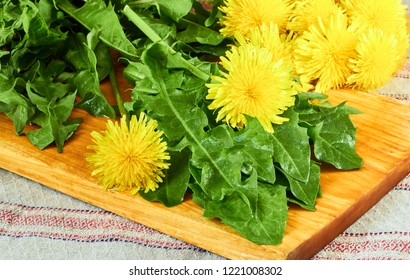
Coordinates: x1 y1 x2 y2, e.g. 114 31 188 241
1 0 407 245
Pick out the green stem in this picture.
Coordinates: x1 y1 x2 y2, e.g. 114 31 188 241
109 67 127 117
123 5 210 81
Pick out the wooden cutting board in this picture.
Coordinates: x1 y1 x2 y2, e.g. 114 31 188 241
0 73 409 259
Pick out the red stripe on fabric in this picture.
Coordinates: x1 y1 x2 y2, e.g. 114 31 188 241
313 256 398 260
2 212 147 232
322 239 410 255
394 175 410 190
0 202 204 251
0 202 156 233
0 228 199 250
383 93 410 102
340 232 410 237
0 210 151 233
0 201 107 214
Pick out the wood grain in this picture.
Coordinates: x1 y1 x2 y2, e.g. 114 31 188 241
0 74 409 259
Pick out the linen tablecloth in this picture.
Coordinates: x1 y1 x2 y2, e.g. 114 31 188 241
1 6 409 261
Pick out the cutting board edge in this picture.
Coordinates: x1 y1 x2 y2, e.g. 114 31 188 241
286 155 410 260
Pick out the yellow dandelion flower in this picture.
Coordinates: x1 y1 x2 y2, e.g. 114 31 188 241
86 113 170 194
235 23 294 64
235 23 313 93
219 0 293 37
347 28 400 90
288 0 342 34
293 10 358 93
206 44 297 132
341 0 407 35
341 0 408 72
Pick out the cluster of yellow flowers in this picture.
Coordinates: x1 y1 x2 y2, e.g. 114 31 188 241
218 0 408 92
206 24 297 133
206 0 408 131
